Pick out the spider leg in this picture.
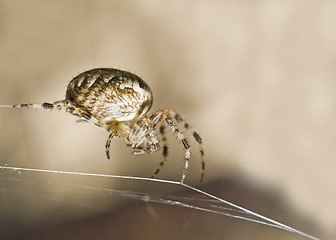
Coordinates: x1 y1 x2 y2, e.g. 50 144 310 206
150 109 205 183
150 110 191 183
132 149 147 155
127 116 160 158
66 104 106 130
1 100 105 129
151 121 168 178
105 131 117 159
1 100 68 112
78 111 104 128
143 116 160 152
192 131 205 182
164 116 190 183
171 111 205 182
132 116 160 151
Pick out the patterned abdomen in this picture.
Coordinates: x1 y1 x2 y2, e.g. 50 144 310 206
65 68 153 123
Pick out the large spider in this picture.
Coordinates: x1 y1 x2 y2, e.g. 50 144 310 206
1 68 205 183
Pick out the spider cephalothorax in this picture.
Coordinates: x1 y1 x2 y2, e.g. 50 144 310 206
1 68 205 183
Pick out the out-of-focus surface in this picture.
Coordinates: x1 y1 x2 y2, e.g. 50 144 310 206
4 176 319 240
0 1 335 239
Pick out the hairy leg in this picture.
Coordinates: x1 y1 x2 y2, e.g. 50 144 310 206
105 131 117 159
151 121 168 178
172 111 205 182
150 109 205 182
150 110 191 183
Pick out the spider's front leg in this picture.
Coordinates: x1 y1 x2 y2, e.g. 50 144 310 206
105 131 117 159
173 112 205 182
151 109 205 183
150 110 191 183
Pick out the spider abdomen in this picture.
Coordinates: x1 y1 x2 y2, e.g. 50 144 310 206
65 68 153 123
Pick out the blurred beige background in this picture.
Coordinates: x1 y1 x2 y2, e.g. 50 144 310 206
0 0 335 239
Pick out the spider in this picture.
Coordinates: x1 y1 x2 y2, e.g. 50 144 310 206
0 68 205 183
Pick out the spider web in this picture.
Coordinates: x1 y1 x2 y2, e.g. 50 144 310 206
0 165 320 240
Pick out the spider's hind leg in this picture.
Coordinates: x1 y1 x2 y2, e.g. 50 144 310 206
5 100 68 112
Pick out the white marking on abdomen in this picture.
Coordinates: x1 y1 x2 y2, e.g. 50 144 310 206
120 81 146 96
